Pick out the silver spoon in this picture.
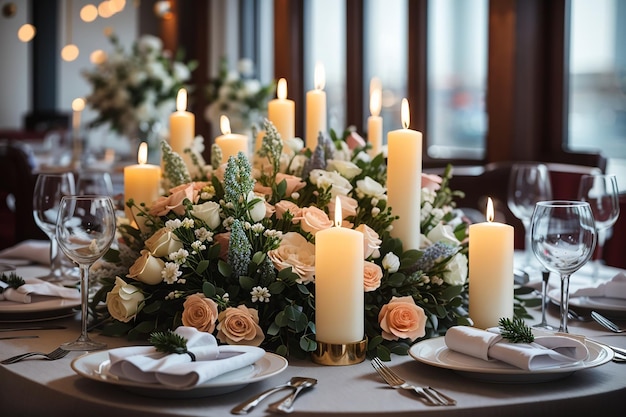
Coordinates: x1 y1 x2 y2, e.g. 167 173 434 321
266 377 317 413
591 311 626 333
231 376 312 415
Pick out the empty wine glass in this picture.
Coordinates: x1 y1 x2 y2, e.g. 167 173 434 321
530 201 596 333
56 195 116 351
577 174 620 280
508 163 553 272
76 171 114 196
32 172 75 281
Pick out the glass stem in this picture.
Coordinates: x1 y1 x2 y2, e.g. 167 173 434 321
522 219 532 268
559 273 571 333
48 236 65 279
540 270 549 325
78 263 91 343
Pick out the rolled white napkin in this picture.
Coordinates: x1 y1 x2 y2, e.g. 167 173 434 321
570 272 626 299
0 240 50 266
445 326 588 371
0 277 80 303
108 327 266 389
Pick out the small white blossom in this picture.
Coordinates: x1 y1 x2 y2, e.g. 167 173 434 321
181 218 195 229
191 241 206 253
251 286 271 303
169 248 189 264
162 262 183 284
382 252 400 273
194 227 214 242
165 219 182 230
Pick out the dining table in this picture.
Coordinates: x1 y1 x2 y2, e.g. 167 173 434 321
1 254 625 417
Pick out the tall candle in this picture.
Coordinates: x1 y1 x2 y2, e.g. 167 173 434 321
169 88 195 155
386 98 422 250
367 77 383 157
315 197 364 344
268 78 295 142
469 198 514 329
71 97 85 169
124 142 162 222
305 62 327 151
215 115 249 162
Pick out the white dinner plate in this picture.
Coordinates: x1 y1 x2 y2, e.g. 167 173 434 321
409 336 612 383
71 350 289 398
548 288 626 319
0 295 80 322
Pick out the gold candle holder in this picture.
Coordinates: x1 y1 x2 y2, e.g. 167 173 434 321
311 338 367 366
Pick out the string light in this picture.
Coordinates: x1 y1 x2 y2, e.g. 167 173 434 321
62 0 79 62
17 24 36 42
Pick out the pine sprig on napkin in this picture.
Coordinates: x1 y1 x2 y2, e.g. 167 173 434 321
0 272 25 293
149 330 189 355
498 317 534 343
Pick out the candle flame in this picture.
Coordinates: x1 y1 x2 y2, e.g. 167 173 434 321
486 197 494 222
176 88 187 112
277 78 288 99
137 142 148 165
401 98 410 129
220 115 231 135
72 97 85 112
334 196 342 227
314 62 325 90
369 78 382 117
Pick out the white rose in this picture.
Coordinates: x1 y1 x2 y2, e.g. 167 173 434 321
442 253 468 286
106 277 144 323
426 223 460 246
356 176 386 200
247 191 266 222
145 228 183 258
309 169 352 196
127 250 165 285
382 252 400 273
191 201 222 230
326 160 362 180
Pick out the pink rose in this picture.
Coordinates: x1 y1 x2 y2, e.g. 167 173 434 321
275 200 302 220
149 186 193 216
345 131 366 150
214 232 230 260
363 261 383 292
327 194 358 221
267 232 316 283
378 296 426 342
182 294 219 333
298 206 333 235
422 173 442 192
275 173 306 197
216 305 264 346
355 223 381 259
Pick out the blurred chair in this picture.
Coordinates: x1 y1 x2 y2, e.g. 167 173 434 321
0 140 45 249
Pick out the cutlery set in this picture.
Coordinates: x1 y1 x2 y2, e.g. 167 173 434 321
231 376 317 414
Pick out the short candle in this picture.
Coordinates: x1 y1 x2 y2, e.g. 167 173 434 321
215 115 249 162
124 142 161 224
305 62 327 151
367 77 383 158
267 78 295 142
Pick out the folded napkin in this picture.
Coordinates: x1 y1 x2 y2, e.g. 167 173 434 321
0 277 80 303
570 272 626 300
444 326 588 371
0 240 50 266
108 327 266 389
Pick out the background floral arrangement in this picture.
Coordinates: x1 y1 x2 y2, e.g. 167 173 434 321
204 57 275 133
92 122 473 360
82 33 196 141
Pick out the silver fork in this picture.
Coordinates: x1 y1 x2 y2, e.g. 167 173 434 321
371 357 456 406
591 311 626 333
1 347 69 365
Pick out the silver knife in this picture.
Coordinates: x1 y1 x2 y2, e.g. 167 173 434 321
0 325 66 332
0 335 39 340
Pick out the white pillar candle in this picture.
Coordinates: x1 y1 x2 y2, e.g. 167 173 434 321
215 115 249 162
71 97 85 169
124 142 162 222
268 78 295 142
469 198 514 329
315 197 364 344
367 78 383 158
169 88 195 155
306 62 327 151
386 98 422 251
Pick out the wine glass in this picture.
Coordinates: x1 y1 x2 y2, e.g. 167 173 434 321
56 195 116 351
530 201 596 333
32 172 75 281
577 174 620 280
507 163 553 272
76 171 114 196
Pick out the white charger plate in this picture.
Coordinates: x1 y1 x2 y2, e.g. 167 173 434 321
409 336 612 383
0 295 80 322
71 350 288 398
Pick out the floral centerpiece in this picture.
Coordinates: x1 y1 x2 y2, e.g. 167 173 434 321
204 57 275 134
92 122 473 360
82 33 196 150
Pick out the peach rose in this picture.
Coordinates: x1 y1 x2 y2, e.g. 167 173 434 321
267 232 316 283
356 223 381 259
145 227 183 257
182 294 219 333
216 305 264 346
149 187 192 216
275 173 306 197
298 206 333 235
214 232 231 260
363 261 383 292
378 296 426 342
422 173 442 192
327 194 358 221
275 200 302 221
127 250 165 285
